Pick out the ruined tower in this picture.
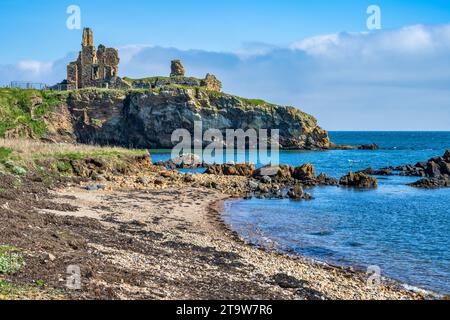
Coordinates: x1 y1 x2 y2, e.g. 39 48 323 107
82 27 94 47
170 60 185 77
66 28 122 90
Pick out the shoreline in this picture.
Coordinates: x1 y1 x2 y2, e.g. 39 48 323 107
1 139 445 300
0 172 429 300
210 196 442 299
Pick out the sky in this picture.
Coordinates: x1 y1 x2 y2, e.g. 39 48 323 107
1 0 450 130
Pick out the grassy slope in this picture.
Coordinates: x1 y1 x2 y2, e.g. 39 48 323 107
0 88 69 138
0 139 147 178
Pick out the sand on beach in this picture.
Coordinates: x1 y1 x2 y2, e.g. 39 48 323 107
37 184 420 300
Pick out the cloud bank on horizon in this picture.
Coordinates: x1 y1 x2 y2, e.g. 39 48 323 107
1 23 450 131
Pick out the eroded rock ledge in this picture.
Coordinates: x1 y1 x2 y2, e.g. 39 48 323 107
0 87 330 150
65 88 329 150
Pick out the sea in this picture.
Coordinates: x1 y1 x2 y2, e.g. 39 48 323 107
151 132 450 295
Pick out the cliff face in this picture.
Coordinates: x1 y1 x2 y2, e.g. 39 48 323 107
1 87 330 150
65 88 329 149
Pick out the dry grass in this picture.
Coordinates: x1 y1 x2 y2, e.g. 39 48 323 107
0 139 147 170
0 139 145 157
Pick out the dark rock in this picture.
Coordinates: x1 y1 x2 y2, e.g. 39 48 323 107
329 143 355 150
339 172 378 188
261 176 272 184
154 177 164 185
136 176 149 185
288 184 313 200
155 154 204 170
444 150 450 160
205 163 255 176
159 171 173 178
425 161 442 178
293 163 315 180
183 173 195 182
316 173 338 186
271 273 308 289
358 144 379 150
270 273 328 300
441 162 450 175
408 177 450 189
358 167 392 176
415 162 428 169
253 165 293 182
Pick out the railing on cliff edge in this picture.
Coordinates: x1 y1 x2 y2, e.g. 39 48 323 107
8 81 49 90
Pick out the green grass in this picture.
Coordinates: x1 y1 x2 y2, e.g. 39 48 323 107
0 89 65 138
1 160 27 176
238 97 276 107
0 147 12 161
55 160 73 173
0 245 25 274
123 76 204 83
0 279 64 300
0 279 21 299
0 148 27 176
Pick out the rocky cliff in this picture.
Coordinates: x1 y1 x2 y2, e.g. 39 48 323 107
0 87 330 150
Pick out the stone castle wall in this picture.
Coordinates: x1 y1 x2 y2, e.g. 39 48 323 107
67 28 128 90
63 29 221 92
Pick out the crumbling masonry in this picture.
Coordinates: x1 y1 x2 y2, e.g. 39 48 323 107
62 28 221 92
66 28 130 90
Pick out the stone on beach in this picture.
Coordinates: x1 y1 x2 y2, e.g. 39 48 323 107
204 163 255 176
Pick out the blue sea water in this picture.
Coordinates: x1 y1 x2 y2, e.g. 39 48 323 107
151 132 450 294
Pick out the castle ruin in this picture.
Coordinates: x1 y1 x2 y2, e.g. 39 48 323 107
60 28 221 92
66 28 130 90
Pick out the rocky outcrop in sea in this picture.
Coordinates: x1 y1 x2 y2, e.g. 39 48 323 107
356 150 450 188
339 172 378 188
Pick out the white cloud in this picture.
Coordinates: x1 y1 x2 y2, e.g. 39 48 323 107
1 24 450 130
17 60 53 74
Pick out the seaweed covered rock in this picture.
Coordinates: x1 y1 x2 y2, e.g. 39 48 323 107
204 163 255 176
408 177 450 189
444 150 450 160
358 144 379 150
293 163 315 180
358 167 393 176
394 150 450 178
339 172 378 188
287 184 313 200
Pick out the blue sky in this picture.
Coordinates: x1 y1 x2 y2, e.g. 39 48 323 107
1 0 450 130
1 0 450 62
